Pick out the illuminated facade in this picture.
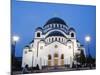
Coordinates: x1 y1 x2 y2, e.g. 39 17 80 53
22 17 85 69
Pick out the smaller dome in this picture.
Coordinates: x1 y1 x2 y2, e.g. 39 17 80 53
69 27 75 32
25 45 30 48
36 27 42 31
46 17 66 25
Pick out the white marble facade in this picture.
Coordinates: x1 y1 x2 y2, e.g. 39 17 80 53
22 17 85 69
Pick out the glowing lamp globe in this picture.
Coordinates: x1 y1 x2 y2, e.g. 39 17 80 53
13 36 20 42
85 36 91 42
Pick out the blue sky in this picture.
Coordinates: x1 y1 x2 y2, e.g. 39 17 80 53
11 0 96 57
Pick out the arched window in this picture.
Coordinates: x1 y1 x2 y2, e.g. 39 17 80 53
55 24 57 28
48 55 51 60
25 51 27 54
61 54 64 59
62 25 63 28
54 53 58 57
46 39 48 42
55 38 57 41
59 38 60 41
71 33 74 37
52 38 54 42
37 32 40 37
29 49 32 52
62 38 63 42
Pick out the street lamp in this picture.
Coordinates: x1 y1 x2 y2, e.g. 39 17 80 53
13 36 20 43
12 35 20 57
85 36 91 56
85 36 91 43
11 35 20 70
85 36 92 68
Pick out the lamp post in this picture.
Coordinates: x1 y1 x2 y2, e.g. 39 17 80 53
85 36 92 68
12 35 20 57
11 35 20 70
85 36 91 57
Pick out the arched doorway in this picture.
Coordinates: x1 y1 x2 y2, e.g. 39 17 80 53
48 54 52 66
54 53 58 66
61 54 64 66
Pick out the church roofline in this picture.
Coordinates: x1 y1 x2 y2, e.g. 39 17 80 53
43 17 68 27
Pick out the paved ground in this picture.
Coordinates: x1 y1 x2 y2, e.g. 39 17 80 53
12 67 96 75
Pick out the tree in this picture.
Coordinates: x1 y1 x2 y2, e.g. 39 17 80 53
74 49 86 67
36 64 40 70
86 54 96 68
80 50 86 65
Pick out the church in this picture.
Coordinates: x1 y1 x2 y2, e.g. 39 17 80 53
22 17 86 69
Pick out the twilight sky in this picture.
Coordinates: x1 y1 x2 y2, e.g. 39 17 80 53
11 0 96 57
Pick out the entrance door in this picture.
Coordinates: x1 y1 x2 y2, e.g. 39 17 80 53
61 59 64 66
48 54 52 66
48 60 51 66
61 54 64 66
54 53 58 66
54 58 58 66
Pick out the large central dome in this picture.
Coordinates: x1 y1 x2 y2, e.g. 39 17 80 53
44 17 67 26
